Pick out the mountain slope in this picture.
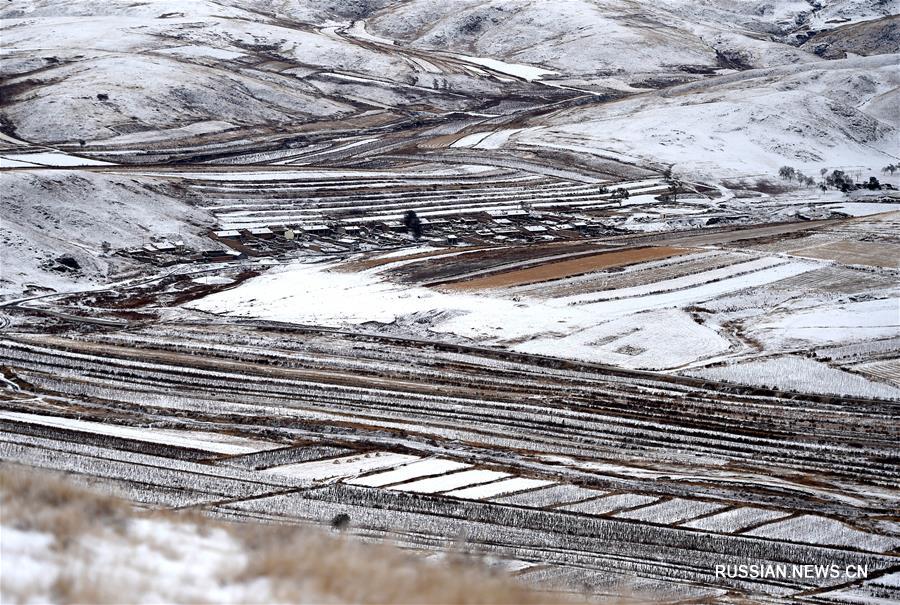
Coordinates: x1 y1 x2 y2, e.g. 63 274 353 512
508 53 899 179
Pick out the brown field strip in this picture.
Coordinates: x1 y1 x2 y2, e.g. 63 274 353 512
340 246 493 271
792 240 900 269
442 246 691 290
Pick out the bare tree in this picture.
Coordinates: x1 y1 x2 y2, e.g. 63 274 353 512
403 210 423 240
778 166 796 181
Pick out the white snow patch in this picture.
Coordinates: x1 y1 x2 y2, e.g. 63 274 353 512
454 55 556 82
346 458 470 488
1 152 113 167
443 477 555 500
390 469 510 494
687 355 900 399
0 411 281 455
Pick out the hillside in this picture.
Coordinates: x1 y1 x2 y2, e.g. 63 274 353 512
507 53 899 179
0 170 210 296
0 0 496 145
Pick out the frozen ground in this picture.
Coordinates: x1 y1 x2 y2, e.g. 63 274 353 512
189 211 899 397
0 411 283 455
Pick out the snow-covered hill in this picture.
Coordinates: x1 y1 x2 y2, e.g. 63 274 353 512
0 0 494 145
365 0 897 80
507 53 899 179
0 170 211 295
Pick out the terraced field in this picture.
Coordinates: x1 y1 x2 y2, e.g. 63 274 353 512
162 168 665 229
2 321 898 602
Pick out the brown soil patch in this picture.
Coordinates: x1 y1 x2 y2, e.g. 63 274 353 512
793 240 900 269
443 246 690 290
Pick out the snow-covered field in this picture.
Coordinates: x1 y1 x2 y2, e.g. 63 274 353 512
0 411 282 455
681 507 791 533
686 355 900 399
387 469 510 494
561 493 659 515
346 458 470 488
185 250 840 374
746 515 899 553
262 452 419 482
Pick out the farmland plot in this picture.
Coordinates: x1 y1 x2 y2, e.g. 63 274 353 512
613 498 727 525
2 319 898 602
262 452 420 481
745 515 899 553
444 477 555 500
492 484 605 508
0 411 282 455
188 249 826 370
681 507 792 533
347 458 471 487
560 493 660 515
388 469 511 494
685 356 900 399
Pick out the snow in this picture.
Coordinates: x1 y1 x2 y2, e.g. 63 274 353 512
746 514 899 553
1 169 213 296
826 202 900 217
517 308 731 370
513 54 898 179
0 518 268 605
556 260 817 307
0 156 43 168
452 129 523 149
346 458 470 488
613 498 726 524
156 169 408 181
156 45 245 60
192 276 233 285
347 20 395 46
681 507 790 533
686 356 900 399
451 132 494 148
0 152 113 167
368 246 442 261
389 469 511 494
561 493 659 515
493 484 604 507
0 526 56 603
86 120 237 146
443 477 555 500
754 298 900 347
453 55 556 82
0 411 281 455
188 256 816 369
262 452 420 481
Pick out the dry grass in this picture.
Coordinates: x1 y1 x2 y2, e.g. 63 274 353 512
0 465 129 546
234 524 558 605
0 466 574 604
